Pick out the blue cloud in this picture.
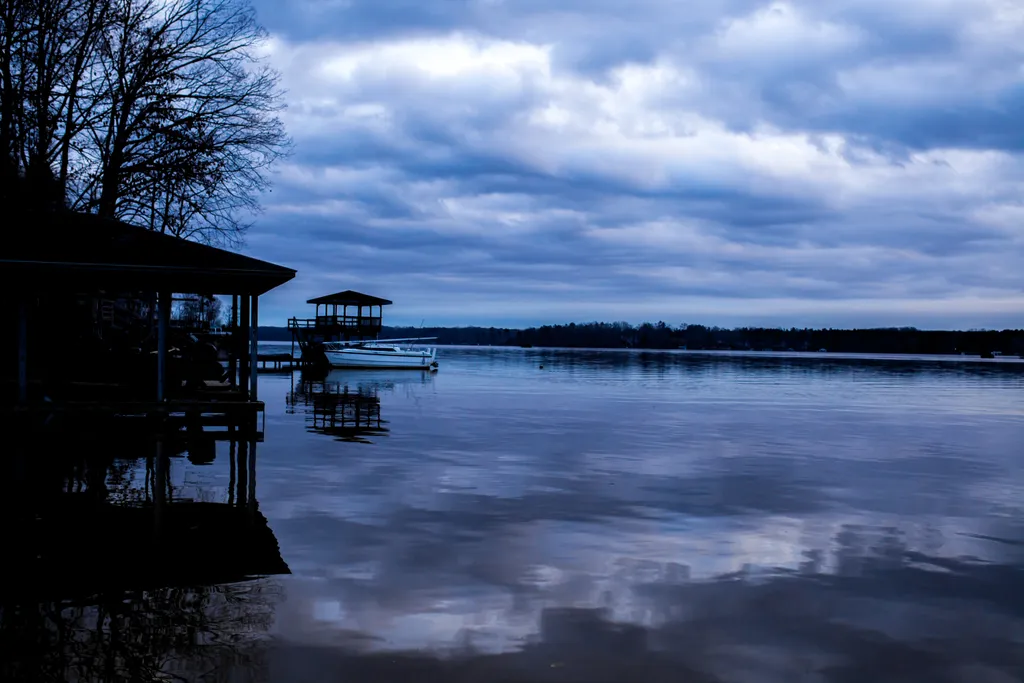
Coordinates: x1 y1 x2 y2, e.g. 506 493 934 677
244 0 1024 328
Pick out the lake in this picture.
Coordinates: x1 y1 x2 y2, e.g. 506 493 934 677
4 348 1024 682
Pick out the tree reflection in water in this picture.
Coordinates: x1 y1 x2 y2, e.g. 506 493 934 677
1 581 280 683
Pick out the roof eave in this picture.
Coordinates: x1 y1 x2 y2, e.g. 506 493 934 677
0 260 296 296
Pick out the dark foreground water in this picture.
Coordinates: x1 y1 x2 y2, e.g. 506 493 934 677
4 348 1024 682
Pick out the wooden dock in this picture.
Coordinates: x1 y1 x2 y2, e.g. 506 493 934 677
257 353 299 370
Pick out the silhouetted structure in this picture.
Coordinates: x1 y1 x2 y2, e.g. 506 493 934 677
288 290 392 366
1 209 295 435
0 431 289 603
0 430 288 681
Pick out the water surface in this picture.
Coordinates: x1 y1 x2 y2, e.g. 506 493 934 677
5 348 1024 682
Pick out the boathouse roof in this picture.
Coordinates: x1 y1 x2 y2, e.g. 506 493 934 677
1 210 295 295
307 290 393 306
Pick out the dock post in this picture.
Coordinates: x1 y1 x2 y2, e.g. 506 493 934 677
229 295 238 386
157 291 171 402
250 295 259 401
239 294 250 397
17 297 27 406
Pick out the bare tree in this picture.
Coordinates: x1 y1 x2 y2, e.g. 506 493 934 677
176 293 223 328
1 0 111 206
80 0 286 244
1 0 287 244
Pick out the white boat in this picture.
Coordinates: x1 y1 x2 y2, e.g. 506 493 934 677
323 338 438 369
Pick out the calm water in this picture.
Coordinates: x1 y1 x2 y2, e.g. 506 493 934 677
4 348 1024 682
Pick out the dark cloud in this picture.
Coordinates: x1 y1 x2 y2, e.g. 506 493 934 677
243 0 1024 327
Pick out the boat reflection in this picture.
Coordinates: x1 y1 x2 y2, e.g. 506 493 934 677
287 369 434 443
0 431 289 682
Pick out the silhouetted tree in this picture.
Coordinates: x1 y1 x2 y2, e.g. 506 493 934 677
292 323 1024 357
176 293 223 328
0 0 287 244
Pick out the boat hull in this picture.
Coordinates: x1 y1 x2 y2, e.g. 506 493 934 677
325 348 437 369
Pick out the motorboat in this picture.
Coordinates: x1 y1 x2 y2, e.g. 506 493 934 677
322 338 438 369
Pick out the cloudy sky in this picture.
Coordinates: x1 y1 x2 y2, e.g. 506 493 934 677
243 0 1024 329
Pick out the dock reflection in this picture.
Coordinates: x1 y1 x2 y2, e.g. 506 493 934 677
0 431 289 682
286 369 434 443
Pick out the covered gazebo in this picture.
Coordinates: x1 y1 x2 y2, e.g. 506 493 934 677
305 290 392 335
288 289 393 364
1 210 295 415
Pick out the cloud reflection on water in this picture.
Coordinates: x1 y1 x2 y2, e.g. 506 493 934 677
256 349 1024 680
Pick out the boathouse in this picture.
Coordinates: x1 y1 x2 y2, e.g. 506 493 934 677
288 290 392 365
1 210 295 432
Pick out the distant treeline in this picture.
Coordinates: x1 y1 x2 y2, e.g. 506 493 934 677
258 322 1024 356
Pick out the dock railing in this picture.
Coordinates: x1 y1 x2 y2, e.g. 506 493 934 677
288 316 382 330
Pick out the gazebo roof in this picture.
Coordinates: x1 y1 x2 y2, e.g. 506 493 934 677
307 290 392 306
0 209 296 295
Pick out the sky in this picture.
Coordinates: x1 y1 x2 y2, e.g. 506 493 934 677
242 0 1024 329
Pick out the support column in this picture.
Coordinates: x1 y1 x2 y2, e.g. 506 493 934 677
157 291 171 401
239 294 250 397
17 297 27 406
250 295 259 401
229 295 238 385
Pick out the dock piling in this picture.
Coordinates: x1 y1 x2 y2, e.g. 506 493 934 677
250 295 259 401
240 295 250 396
